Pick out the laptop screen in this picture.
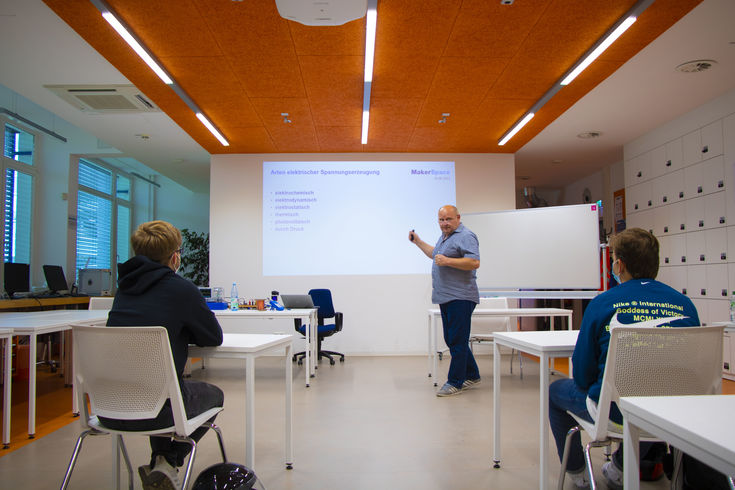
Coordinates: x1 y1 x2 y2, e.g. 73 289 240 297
280 294 314 309
43 265 69 293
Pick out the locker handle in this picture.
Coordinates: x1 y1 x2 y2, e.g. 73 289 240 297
664 226 669 233
679 191 684 198
726 362 731 370
697 185 703 193
718 180 724 188
680 223 685 230
723 289 728 297
699 220 704 227
700 289 706 296
648 200 652 207
634 204 639 210
665 257 669 264
666 160 672 167
722 253 727 261
663 196 667 203
720 217 726 224
637 171 642 178
702 145 709 154
681 256 686 263
699 254 705 262
682 288 687 295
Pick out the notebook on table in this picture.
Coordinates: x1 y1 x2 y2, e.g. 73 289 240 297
280 294 315 309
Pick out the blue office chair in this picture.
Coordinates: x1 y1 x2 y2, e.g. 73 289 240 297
293 289 344 366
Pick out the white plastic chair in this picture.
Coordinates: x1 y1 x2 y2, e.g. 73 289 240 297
88 296 114 310
469 297 523 376
557 325 724 490
61 325 227 490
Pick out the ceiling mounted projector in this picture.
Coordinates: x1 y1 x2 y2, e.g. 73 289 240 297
275 0 368 26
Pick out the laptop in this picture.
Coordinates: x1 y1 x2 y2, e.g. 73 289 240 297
280 294 315 309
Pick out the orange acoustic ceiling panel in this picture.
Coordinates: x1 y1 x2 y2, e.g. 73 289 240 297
43 0 702 155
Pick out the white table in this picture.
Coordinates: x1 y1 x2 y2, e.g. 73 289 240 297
492 330 578 490
0 327 12 448
0 310 108 438
214 308 318 387
621 395 735 490
189 333 293 470
427 307 573 384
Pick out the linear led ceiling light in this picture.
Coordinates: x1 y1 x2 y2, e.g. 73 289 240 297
361 0 377 145
497 0 653 146
90 0 229 146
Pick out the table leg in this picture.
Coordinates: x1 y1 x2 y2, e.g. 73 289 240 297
623 418 641 490
492 341 501 468
28 333 36 438
432 315 438 386
3 337 11 448
427 312 432 379
303 315 311 388
245 356 255 469
539 354 550 490
285 343 293 469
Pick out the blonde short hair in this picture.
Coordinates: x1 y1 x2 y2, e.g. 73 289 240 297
131 220 182 265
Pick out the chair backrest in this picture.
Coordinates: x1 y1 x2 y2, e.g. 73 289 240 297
309 289 335 319
589 325 724 441
474 297 512 333
88 296 114 310
72 324 189 435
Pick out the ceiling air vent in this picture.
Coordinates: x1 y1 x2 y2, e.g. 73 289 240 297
44 84 160 113
675 60 717 73
275 0 367 26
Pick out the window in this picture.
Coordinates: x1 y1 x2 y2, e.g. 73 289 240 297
2 123 35 265
75 159 132 280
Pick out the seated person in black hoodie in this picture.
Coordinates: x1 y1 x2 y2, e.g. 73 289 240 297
102 220 224 490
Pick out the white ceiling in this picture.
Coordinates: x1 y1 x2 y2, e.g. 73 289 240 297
0 0 734 194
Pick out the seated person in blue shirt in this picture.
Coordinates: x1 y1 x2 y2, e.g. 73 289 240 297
549 228 699 489
102 220 224 490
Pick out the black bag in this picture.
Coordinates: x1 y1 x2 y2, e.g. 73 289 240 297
663 448 730 490
192 462 265 490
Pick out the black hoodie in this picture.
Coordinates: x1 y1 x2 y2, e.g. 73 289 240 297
107 255 223 378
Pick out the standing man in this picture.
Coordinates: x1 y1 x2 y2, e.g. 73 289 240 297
103 220 224 490
409 205 481 396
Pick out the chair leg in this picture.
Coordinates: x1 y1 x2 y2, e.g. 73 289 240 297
60 430 94 490
173 435 197 490
557 426 580 490
584 441 597 490
115 435 134 490
207 422 228 462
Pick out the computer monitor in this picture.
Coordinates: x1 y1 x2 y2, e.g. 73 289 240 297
43 265 69 294
4 262 30 298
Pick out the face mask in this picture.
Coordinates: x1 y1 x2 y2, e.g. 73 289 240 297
611 259 621 284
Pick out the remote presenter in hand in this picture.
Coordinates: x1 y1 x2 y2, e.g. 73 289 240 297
409 205 481 397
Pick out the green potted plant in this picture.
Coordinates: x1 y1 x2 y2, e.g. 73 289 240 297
179 228 209 286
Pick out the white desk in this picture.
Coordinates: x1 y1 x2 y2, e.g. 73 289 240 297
427 307 573 384
0 310 108 438
0 328 12 448
189 333 293 470
492 330 578 490
214 308 318 387
621 395 735 490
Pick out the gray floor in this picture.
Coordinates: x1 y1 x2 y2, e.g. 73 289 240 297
0 353 670 489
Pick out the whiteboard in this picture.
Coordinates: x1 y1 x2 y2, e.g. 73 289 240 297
461 204 600 289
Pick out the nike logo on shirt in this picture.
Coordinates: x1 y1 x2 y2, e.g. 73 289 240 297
608 312 688 330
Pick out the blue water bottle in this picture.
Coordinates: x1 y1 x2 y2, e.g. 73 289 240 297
230 282 239 311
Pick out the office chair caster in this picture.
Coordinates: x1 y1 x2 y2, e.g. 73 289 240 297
329 359 335 366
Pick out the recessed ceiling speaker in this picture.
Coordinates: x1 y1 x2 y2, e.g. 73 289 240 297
275 0 368 26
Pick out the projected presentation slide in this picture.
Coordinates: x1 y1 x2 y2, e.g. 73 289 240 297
263 161 456 276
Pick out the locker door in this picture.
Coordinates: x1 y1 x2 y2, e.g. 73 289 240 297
669 200 686 233
669 169 686 202
669 266 688 296
705 264 729 301
637 208 655 235
670 234 687 266
702 155 725 195
728 227 735 266
665 138 684 173
650 145 667 179
707 299 728 325
657 265 672 287
691 299 708 325
659 235 671 266
653 205 669 236
684 161 705 200
687 265 707 299
686 231 706 265
685 197 705 233
682 129 702 166
700 119 724 158
728 263 735 297
704 227 727 265
652 176 667 208
704 192 726 229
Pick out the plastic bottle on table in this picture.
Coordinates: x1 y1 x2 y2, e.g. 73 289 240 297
730 293 735 322
230 282 239 311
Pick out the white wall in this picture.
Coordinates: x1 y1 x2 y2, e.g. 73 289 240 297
209 153 515 355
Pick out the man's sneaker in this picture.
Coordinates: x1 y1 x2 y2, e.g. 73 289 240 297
566 468 590 489
141 455 181 490
436 382 462 397
602 461 623 490
462 378 481 389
